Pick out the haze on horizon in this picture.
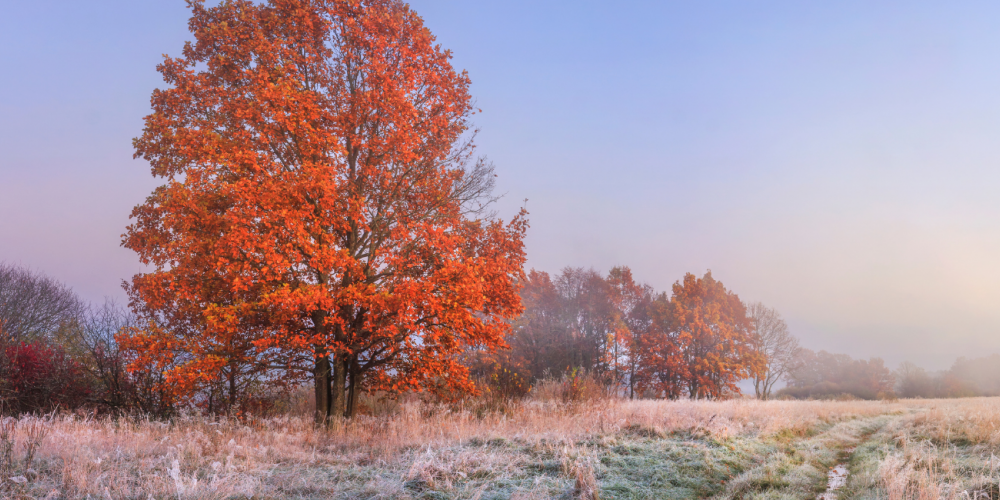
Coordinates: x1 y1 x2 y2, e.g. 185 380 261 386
3 0 1000 371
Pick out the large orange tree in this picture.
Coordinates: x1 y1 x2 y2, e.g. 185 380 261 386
123 0 527 422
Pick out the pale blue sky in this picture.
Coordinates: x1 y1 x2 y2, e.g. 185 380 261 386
3 1 1000 369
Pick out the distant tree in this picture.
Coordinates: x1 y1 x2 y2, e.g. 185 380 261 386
667 271 760 399
605 266 652 398
0 262 84 342
894 361 934 399
503 270 577 381
556 267 615 377
633 293 688 399
499 266 652 398
936 370 978 398
123 0 526 423
745 302 799 400
946 354 1000 396
849 357 895 399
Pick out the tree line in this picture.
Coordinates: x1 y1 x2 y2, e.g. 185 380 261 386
780 349 895 400
775 350 1000 401
480 267 798 401
0 259 798 414
3 259 999 418
893 355 1000 399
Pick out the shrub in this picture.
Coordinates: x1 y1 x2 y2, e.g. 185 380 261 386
532 368 607 403
468 362 532 416
0 339 92 414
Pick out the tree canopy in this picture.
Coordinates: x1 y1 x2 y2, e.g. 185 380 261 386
122 0 527 421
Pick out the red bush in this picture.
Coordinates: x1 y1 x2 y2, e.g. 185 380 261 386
0 340 92 413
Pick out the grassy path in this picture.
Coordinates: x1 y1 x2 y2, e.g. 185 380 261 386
710 414 896 500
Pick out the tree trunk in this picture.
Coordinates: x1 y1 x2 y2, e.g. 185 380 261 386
228 364 237 411
313 350 331 426
345 357 361 418
629 360 636 399
331 353 347 419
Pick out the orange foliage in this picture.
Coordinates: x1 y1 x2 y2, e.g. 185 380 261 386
122 0 526 421
671 271 760 398
605 266 653 398
504 268 762 400
637 271 761 399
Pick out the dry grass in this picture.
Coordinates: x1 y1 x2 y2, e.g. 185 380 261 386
3 397 998 499
858 398 1000 500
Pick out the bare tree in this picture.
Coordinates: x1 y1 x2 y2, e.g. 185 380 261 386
78 300 136 408
0 262 84 341
746 302 799 400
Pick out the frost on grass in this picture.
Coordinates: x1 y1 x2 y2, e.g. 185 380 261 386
4 398 997 499
841 398 1000 500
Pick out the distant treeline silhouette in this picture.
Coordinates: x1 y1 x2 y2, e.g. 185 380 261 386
893 355 1000 399
778 349 894 400
776 350 1000 401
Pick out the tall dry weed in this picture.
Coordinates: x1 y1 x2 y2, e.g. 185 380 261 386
0 416 14 476
571 458 600 500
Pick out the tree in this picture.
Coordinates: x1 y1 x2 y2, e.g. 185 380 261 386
556 267 615 378
633 293 687 399
123 0 527 423
745 302 799 400
946 354 1000 396
894 361 934 399
0 262 84 342
605 266 652 398
503 270 577 381
499 267 647 394
77 300 173 414
667 271 759 399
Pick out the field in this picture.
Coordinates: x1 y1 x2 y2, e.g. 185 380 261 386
3 397 1000 499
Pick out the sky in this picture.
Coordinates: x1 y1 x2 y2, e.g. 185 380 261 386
3 1 1000 370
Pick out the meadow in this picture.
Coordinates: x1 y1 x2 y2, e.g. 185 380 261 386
1 396 998 499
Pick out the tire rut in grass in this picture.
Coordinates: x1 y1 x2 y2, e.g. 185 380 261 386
715 415 893 500
818 420 887 500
